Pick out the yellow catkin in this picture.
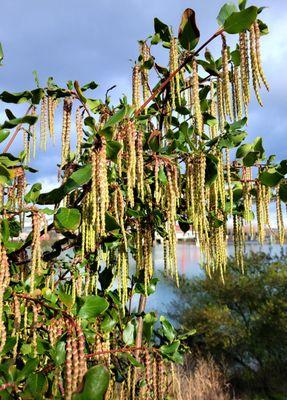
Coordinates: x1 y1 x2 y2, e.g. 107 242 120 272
221 35 233 120
76 106 83 157
256 181 265 245
164 165 179 285
23 130 30 164
216 77 225 132
48 96 57 142
209 81 218 139
225 148 233 214
250 23 263 106
125 121 136 206
239 31 250 106
136 130 144 201
169 37 180 108
0 245 9 354
132 64 141 110
61 97 73 168
217 152 226 211
233 65 243 119
254 20 269 91
65 335 73 400
31 106 37 159
40 96 48 151
140 41 150 103
276 187 285 246
91 137 109 243
233 214 244 272
30 212 41 294
192 59 203 134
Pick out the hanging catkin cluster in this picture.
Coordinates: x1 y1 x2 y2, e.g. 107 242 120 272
140 42 150 103
0 244 9 354
192 59 203 134
81 138 110 256
48 95 58 143
30 212 42 294
186 154 209 256
163 164 179 285
119 120 137 206
40 96 48 151
132 64 141 110
75 105 83 157
276 186 285 246
61 97 73 168
65 322 87 400
169 37 180 108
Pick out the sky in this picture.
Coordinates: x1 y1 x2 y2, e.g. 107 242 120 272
0 0 286 192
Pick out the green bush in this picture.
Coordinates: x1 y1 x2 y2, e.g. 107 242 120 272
169 252 287 399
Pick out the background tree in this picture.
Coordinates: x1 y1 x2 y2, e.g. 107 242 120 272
169 252 287 399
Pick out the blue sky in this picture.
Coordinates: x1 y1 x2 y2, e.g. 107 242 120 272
0 0 286 191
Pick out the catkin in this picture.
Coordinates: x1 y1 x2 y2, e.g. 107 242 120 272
61 98 73 167
192 60 203 134
132 64 141 110
221 35 233 120
169 37 180 108
140 42 150 103
239 31 250 106
254 20 269 91
276 187 285 246
40 96 48 151
250 23 263 106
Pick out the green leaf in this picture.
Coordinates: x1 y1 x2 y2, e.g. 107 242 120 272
243 151 259 167
0 90 31 104
1 115 38 129
217 2 238 25
238 0 247 10
54 207 81 232
205 154 218 186
259 169 284 187
38 164 92 205
0 130 10 143
100 309 118 333
78 295 109 319
73 365 110 400
58 288 74 308
159 340 180 355
54 341 66 366
236 143 253 158
178 9 200 51
224 6 258 34
231 48 241 66
106 141 122 163
0 164 12 184
81 81 98 91
160 316 176 342
105 213 121 232
24 183 42 203
154 18 171 42
103 107 126 129
26 373 48 398
0 43 3 64
123 321 135 345
1 219 10 243
143 312 158 342
279 182 287 203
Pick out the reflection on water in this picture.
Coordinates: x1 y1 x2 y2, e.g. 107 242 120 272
145 243 287 316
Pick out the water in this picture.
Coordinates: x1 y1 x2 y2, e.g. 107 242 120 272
144 242 287 316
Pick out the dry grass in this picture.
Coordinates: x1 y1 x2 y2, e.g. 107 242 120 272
172 356 236 400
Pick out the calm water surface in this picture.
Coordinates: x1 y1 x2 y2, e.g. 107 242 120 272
144 242 287 316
